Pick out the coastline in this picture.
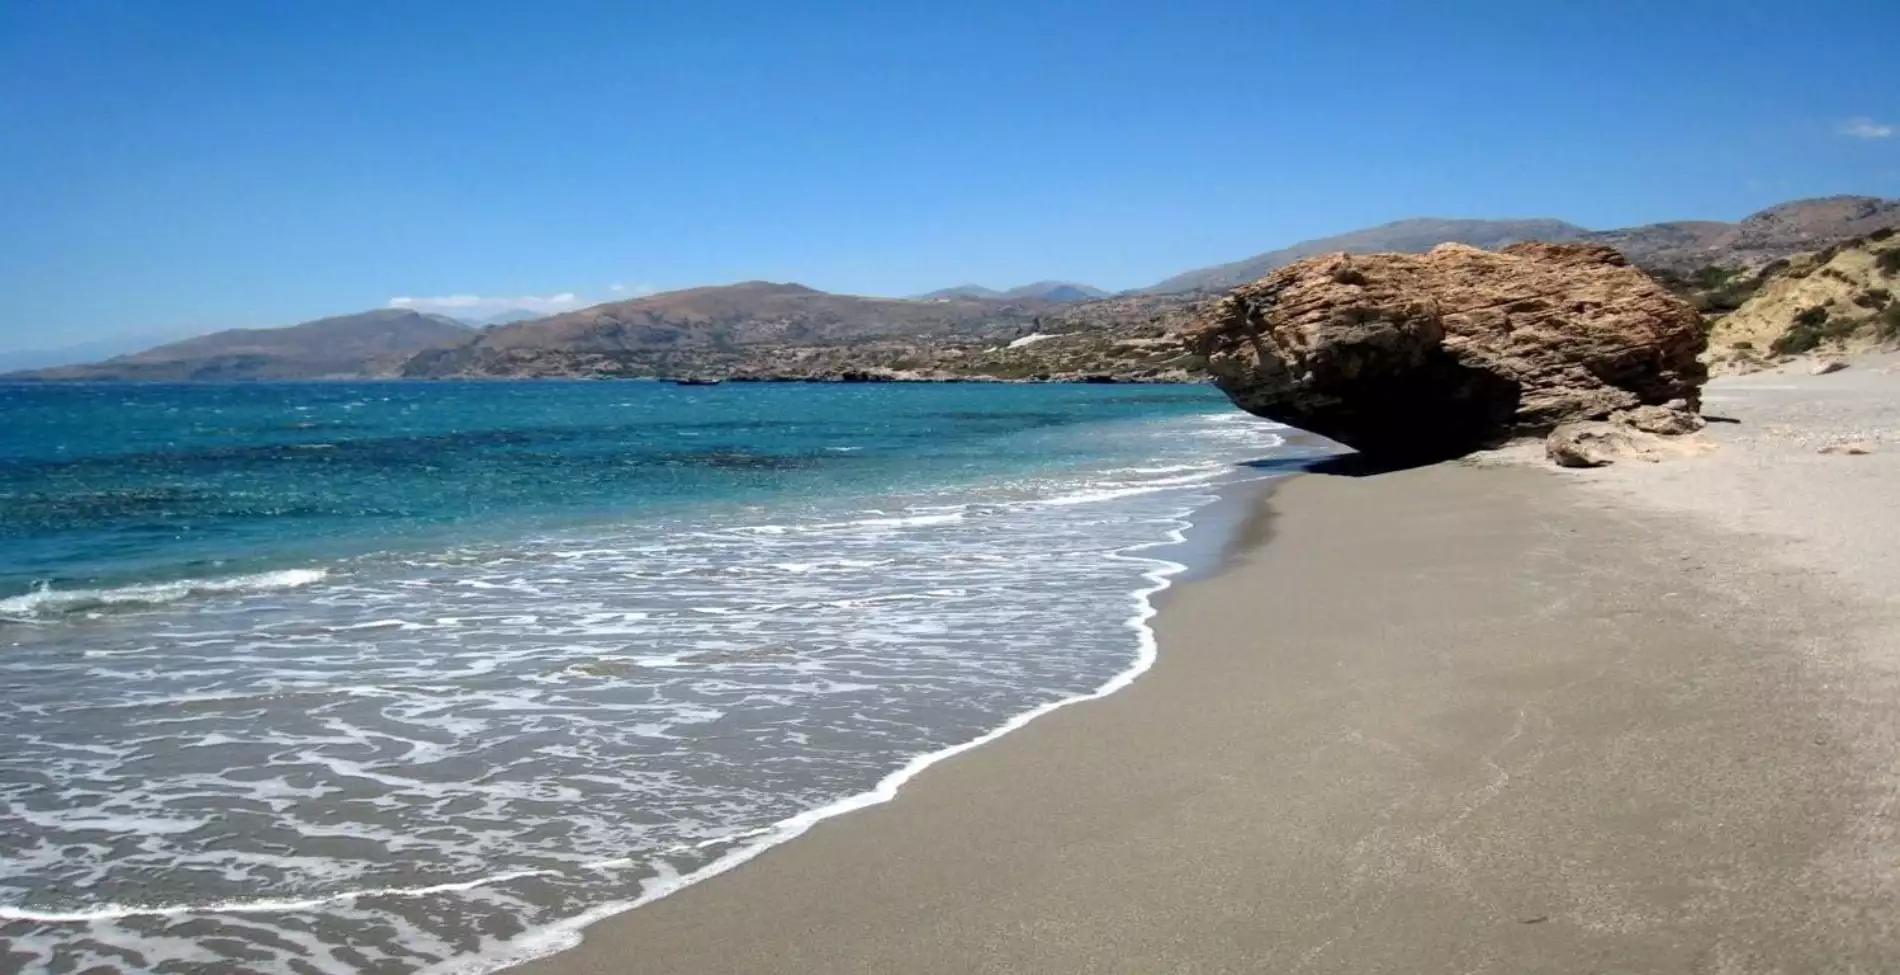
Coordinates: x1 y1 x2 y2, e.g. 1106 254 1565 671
0 390 1293 974
433 452 1290 975
513 442 1900 972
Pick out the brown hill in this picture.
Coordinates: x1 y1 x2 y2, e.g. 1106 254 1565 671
711 292 1210 383
1702 230 1900 369
400 281 1054 378
1582 196 1900 272
12 309 474 381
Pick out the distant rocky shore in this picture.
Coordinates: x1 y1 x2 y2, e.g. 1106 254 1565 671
10 194 1897 388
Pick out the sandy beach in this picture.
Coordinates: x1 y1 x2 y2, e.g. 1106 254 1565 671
520 358 1900 974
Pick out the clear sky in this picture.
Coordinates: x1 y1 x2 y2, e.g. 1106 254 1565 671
2 0 1896 350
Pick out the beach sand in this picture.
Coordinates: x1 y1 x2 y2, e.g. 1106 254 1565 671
520 360 1900 974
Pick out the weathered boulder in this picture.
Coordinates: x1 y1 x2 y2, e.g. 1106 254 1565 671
1545 420 1712 467
1610 402 1706 436
1547 423 1640 468
1186 242 1707 460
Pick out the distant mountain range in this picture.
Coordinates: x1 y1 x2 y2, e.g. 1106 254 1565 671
1139 196 1900 293
1576 196 1900 274
1142 218 1590 294
12 309 472 381
917 281 1111 302
11 194 1898 382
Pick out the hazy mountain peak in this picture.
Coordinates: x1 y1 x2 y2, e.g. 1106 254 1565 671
917 281 1108 302
917 284 1003 300
463 308 544 327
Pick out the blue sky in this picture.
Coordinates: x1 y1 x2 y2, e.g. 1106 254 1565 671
1 0 1896 350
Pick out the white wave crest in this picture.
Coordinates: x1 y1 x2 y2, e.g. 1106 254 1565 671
0 568 329 620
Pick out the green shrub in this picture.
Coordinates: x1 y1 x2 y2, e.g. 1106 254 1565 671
1870 227 1896 243
1695 282 1758 312
1853 288 1892 309
1691 265 1739 289
1878 249 1900 275
1771 328 1821 355
1731 340 1754 351
1880 304 1900 341
1649 269 1692 294
1771 305 1849 355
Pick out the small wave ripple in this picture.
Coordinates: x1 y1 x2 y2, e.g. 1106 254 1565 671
0 568 329 621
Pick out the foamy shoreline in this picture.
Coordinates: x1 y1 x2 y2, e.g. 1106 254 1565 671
509 398 1900 973
431 457 1295 974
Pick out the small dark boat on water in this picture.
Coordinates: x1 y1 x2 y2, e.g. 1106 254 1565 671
671 378 723 386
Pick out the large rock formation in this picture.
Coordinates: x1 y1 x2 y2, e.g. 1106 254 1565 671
1186 242 1707 461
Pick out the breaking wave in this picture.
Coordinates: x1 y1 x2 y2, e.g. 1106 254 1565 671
0 568 329 620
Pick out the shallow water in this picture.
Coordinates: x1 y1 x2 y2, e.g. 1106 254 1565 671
0 381 1294 973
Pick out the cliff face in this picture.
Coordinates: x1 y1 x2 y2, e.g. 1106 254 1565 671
1186 242 1706 460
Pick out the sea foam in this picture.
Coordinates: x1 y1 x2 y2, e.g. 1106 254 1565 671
0 568 329 620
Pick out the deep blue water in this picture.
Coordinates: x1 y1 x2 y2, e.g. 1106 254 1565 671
1 380 1232 602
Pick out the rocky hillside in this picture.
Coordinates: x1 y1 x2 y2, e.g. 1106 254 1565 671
11 309 473 381
1583 196 1900 274
1145 218 1589 294
739 293 1208 382
403 284 1204 382
1143 196 1900 295
402 282 1046 379
1702 230 1900 369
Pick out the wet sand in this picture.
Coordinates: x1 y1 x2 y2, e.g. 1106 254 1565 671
520 433 1900 972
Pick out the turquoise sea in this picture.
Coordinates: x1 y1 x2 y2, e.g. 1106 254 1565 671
0 380 1292 973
